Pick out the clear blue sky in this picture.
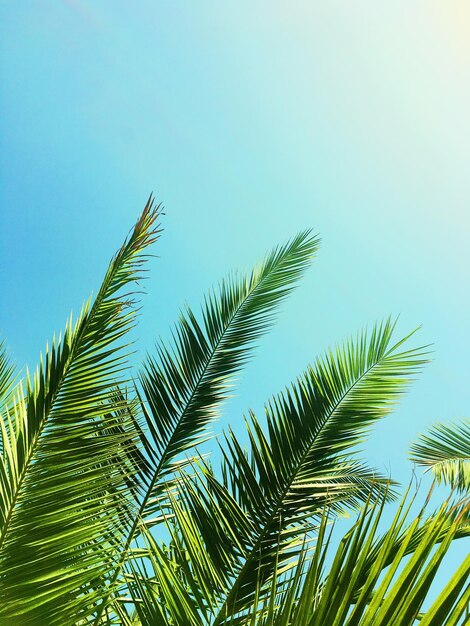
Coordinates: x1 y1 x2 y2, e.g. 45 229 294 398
1 0 469 595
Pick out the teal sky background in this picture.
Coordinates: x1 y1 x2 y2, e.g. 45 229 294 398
1 0 469 597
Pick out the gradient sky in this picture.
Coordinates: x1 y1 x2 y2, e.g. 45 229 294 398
1 0 469 598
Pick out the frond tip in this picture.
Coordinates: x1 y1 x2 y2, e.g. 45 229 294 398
140 229 320 480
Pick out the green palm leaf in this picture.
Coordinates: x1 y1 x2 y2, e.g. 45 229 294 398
140 230 320 486
96 230 320 621
3 201 466 626
410 420 470 492
267 489 469 626
141 321 426 624
207 320 427 624
127 482 469 626
0 198 161 624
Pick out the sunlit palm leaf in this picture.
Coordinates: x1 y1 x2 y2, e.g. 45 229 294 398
0 198 161 624
127 485 469 626
362 492 470 579
410 419 470 492
268 489 470 626
127 522 202 626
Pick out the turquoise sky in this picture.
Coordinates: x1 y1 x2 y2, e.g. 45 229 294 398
1 0 469 596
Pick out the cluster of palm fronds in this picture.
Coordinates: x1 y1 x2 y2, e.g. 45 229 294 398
0 199 468 625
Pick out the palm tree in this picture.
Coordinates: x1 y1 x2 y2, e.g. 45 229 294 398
0 198 468 625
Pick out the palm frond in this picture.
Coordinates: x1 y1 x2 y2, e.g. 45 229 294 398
127 521 203 626
144 321 426 624
96 231 320 620
0 197 161 624
3 199 466 626
206 320 427 623
268 489 470 626
140 230 320 488
410 419 470 492
361 490 470 578
125 484 469 626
